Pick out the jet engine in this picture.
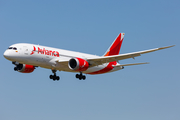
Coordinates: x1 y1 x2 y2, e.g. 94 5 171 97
68 58 89 71
14 63 35 73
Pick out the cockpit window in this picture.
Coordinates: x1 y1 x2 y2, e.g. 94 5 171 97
8 47 17 50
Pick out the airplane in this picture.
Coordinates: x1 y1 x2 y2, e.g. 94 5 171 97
3 33 174 81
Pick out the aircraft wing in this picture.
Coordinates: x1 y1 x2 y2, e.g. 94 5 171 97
54 45 174 68
87 45 175 67
55 57 70 66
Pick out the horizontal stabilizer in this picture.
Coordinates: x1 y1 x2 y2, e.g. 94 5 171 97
114 62 149 67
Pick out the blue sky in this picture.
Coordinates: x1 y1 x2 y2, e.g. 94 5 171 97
0 0 179 120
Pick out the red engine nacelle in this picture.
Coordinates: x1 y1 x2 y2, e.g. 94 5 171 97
68 58 89 71
17 64 35 73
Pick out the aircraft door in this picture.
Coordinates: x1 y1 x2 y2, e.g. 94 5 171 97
22 46 29 55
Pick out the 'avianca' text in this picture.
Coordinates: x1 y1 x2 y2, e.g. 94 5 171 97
31 46 60 57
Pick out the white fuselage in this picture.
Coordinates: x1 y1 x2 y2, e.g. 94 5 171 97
4 33 173 80
3 43 121 74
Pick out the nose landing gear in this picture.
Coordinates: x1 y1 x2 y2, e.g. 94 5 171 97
49 70 60 81
12 61 22 71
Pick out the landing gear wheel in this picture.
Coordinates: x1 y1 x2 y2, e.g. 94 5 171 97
56 76 60 80
50 75 53 79
76 72 86 80
82 75 86 80
49 69 60 81
14 67 18 71
76 74 80 78
50 75 60 81
53 76 56 81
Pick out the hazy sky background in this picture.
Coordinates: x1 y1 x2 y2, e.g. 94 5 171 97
0 0 179 120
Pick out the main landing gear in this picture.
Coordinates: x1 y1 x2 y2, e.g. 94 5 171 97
49 70 60 81
76 72 86 80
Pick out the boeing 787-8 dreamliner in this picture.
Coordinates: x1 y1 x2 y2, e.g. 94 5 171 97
3 33 174 80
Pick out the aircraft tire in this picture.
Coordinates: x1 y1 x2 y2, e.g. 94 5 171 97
56 76 60 80
50 75 53 79
14 67 18 71
76 74 80 78
82 75 86 80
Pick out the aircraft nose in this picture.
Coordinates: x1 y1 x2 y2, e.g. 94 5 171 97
3 50 10 59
